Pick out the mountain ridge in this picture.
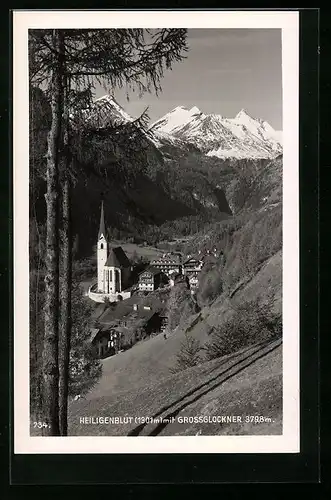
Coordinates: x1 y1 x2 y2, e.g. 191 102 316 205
89 95 282 161
149 104 282 160
90 95 282 159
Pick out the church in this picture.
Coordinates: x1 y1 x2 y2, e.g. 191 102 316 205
96 201 131 296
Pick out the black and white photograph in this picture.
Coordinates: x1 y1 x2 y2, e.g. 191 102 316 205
13 10 300 454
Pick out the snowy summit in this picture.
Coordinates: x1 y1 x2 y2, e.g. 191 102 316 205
85 95 282 160
149 106 282 160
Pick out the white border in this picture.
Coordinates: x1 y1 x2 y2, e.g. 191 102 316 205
13 10 299 454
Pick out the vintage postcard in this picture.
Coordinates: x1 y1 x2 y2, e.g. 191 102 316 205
13 10 299 454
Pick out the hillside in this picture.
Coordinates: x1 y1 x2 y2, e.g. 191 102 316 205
67 247 282 436
68 336 281 437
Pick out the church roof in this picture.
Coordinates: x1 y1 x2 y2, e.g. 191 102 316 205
105 247 131 268
98 201 106 239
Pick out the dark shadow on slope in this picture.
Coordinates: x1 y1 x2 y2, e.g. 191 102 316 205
127 336 282 436
148 338 282 436
213 187 233 215
33 169 198 259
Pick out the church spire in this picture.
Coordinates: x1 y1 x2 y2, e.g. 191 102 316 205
98 200 106 239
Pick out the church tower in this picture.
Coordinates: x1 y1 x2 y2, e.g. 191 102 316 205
97 201 108 292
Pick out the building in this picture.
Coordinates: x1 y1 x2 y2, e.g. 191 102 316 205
90 327 123 359
97 201 131 295
150 253 183 277
183 255 204 274
91 298 166 358
187 272 200 289
183 251 224 289
183 255 204 288
169 272 189 288
159 313 168 332
138 266 168 292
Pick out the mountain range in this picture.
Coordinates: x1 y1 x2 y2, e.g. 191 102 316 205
91 95 282 160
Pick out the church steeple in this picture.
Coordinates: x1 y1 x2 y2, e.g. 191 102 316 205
98 201 106 240
97 200 108 292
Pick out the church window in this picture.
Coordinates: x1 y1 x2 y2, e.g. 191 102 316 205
100 243 104 249
109 270 113 282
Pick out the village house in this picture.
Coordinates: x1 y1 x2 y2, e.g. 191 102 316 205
182 249 224 289
187 272 200 289
90 296 167 358
183 255 204 289
138 266 169 292
90 327 123 359
150 252 183 277
169 272 189 288
159 312 168 333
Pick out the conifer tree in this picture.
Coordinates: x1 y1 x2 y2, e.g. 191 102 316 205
171 333 202 373
29 28 188 435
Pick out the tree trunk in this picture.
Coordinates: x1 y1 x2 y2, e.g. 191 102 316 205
59 73 72 436
59 174 72 436
42 29 64 436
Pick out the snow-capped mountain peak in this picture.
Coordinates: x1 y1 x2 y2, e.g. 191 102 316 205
150 104 282 160
235 108 251 119
74 94 136 130
150 105 203 134
92 94 134 124
169 105 201 115
81 95 282 161
188 105 201 115
232 108 262 128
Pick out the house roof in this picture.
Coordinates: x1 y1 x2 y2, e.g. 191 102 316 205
151 254 182 265
138 266 162 277
184 255 204 265
98 295 164 325
95 310 159 346
134 310 157 322
89 328 101 343
105 246 131 268
185 253 219 267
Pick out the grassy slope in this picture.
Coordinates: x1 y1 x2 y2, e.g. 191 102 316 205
109 240 164 261
204 249 282 331
68 338 282 436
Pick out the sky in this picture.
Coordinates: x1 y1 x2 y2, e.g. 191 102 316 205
94 29 283 131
